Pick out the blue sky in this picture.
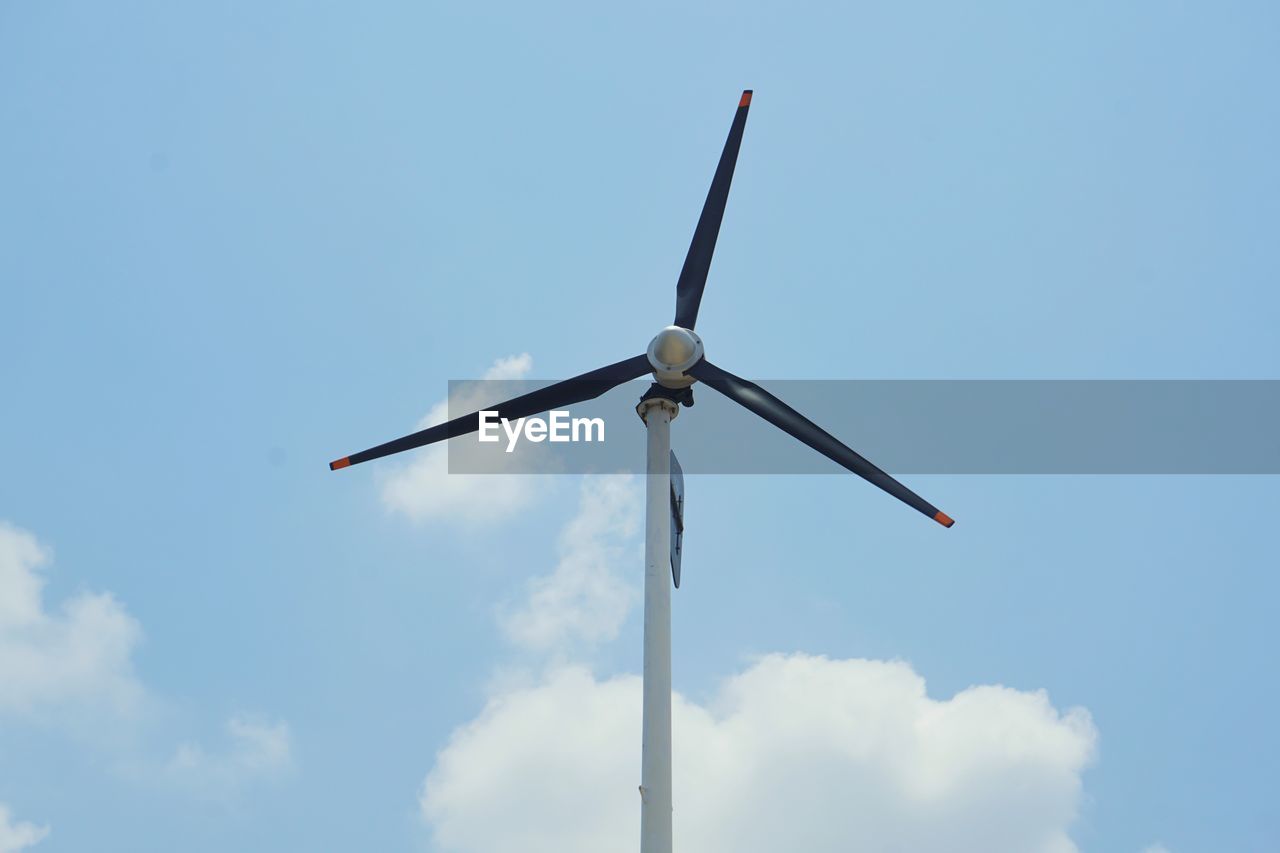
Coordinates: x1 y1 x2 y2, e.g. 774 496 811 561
2 2 1278 851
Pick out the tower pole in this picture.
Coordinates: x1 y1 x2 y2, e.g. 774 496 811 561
637 394 677 853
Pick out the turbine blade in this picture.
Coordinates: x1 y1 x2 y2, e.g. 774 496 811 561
673 90 753 330
330 354 652 470
687 360 955 527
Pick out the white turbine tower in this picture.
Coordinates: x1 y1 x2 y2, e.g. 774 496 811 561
328 90 955 853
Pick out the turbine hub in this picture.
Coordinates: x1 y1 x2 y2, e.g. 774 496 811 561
647 326 703 388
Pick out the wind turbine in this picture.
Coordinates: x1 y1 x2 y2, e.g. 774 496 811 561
329 90 954 853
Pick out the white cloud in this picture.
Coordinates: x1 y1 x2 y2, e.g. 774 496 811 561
0 521 292 813
419 481 1100 853
421 657 1096 853
380 354 558 525
1141 846 1172 853
166 715 293 794
500 475 640 654
0 804 48 853
0 522 143 716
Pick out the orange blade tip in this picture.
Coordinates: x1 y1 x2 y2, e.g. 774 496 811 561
330 457 351 471
934 511 954 528
739 90 753 107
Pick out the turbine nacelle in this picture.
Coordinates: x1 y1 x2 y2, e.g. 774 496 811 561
647 326 703 388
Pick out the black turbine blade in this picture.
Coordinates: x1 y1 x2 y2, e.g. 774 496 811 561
673 90 753 330
687 360 955 527
330 354 652 470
